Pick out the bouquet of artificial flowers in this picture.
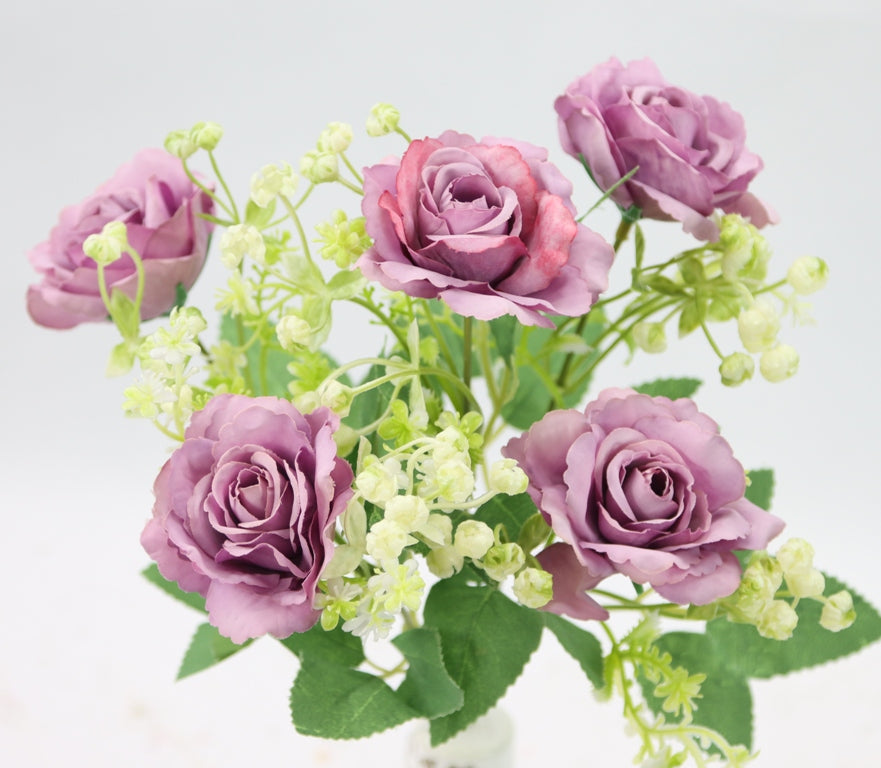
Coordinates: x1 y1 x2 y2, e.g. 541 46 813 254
26 57 880 766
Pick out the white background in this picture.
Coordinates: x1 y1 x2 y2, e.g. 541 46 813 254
2 1 880 765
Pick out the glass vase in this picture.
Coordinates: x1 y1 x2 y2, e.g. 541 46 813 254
404 707 514 768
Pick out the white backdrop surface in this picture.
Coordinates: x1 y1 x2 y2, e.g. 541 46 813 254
2 1 880 766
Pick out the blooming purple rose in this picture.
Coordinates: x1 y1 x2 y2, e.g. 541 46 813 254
26 148 213 329
555 58 776 241
358 130 613 328
141 395 354 643
503 388 784 612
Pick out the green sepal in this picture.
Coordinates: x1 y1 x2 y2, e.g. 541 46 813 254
141 563 206 613
106 339 137 377
177 622 251 680
108 287 140 340
620 203 642 223
488 314 519 365
244 198 276 229
423 577 543 745
392 628 465 719
517 512 552 553
677 298 706 337
634 377 701 400
542 613 604 688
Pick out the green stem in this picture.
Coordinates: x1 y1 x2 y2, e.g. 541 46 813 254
208 150 240 223
462 316 473 391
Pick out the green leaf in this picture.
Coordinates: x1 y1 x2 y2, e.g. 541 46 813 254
393 628 464 719
488 314 519 363
244 198 276 229
423 579 543 745
279 622 365 668
542 614 604 688
108 287 140 340
648 631 753 750
633 224 645 272
707 574 881 679
106 340 136 377
472 493 538 544
290 655 418 739
141 563 206 613
744 468 774 511
219 313 292 397
177 622 251 680
326 269 366 300
677 299 705 337
634 377 702 400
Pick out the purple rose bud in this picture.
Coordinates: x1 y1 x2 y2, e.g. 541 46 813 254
556 58 777 241
26 148 213 329
141 395 354 643
358 131 614 328
503 388 784 610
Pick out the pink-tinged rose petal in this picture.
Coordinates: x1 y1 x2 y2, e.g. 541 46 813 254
504 388 784 608
358 130 613 326
556 57 776 241
536 542 612 621
141 395 353 642
26 148 213 329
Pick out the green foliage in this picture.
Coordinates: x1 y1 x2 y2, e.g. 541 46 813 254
634 377 702 399
472 492 538 544
219 313 291 397
542 614 604 688
392 629 464 718
141 563 206 613
178 623 251 679
290 656 418 739
646 573 881 750
423 577 543 745
280 622 365 668
744 468 774 511
501 310 606 430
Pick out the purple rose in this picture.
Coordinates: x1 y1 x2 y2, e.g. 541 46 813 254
503 388 784 612
358 131 613 328
141 395 354 643
26 148 213 329
555 58 776 241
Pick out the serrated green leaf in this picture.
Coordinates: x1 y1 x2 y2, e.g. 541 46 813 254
472 493 538 544
634 377 702 400
647 632 753 750
279 622 365 668
393 628 464 719
290 655 417 739
177 622 251 680
707 574 881 679
744 468 774 511
423 580 543 745
542 614 604 688
141 563 206 613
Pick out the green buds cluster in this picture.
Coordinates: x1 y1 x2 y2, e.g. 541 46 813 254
365 102 401 136
164 120 223 159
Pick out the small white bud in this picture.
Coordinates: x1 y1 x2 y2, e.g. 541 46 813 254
513 567 553 609
787 256 829 295
737 298 780 353
632 321 668 354
300 150 339 183
365 519 414 562
366 103 401 136
719 351 755 387
453 520 495 560
164 129 197 159
756 599 799 640
317 122 353 154
488 458 529 496
820 590 856 632
480 543 526 582
219 224 266 269
276 314 314 350
250 162 298 207
384 495 430 533
189 121 223 151
759 343 799 383
83 220 129 266
426 545 464 579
